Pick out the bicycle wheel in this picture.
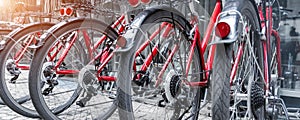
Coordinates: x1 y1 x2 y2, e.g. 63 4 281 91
0 22 54 118
212 0 266 119
117 6 204 119
29 18 119 119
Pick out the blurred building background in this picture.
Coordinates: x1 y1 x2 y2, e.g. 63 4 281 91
0 0 61 22
0 0 38 21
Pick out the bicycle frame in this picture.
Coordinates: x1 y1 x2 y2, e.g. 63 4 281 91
258 0 281 95
14 34 40 70
132 0 223 88
196 0 222 86
49 15 126 80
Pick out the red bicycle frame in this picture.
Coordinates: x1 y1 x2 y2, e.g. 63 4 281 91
131 0 222 87
48 15 126 81
258 2 281 94
14 33 41 70
49 0 223 89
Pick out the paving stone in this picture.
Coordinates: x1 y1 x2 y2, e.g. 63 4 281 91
0 68 212 120
0 102 211 120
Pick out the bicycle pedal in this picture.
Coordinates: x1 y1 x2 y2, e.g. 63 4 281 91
9 80 16 84
108 92 116 99
42 87 54 95
9 75 19 84
76 93 93 107
158 99 166 107
76 100 86 107
108 95 116 99
133 71 149 86
42 89 51 95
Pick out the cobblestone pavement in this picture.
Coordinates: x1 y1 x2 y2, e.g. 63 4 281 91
0 70 212 120
0 103 37 120
0 98 211 120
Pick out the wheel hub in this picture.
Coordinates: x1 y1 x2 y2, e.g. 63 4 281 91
170 75 181 98
165 70 181 104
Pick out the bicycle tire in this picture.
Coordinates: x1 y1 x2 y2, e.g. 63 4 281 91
0 22 54 118
117 6 204 119
212 0 265 119
0 28 12 105
29 18 119 120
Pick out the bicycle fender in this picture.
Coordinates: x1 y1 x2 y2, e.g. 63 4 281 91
37 18 118 48
210 11 241 45
0 22 54 50
211 0 261 45
116 6 190 52
0 25 24 50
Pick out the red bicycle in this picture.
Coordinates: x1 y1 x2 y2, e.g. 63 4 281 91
212 0 288 119
28 0 209 119
27 0 145 119
114 0 221 119
0 0 124 119
115 0 289 119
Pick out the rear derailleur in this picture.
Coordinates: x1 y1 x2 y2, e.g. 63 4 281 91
6 59 21 84
42 65 58 96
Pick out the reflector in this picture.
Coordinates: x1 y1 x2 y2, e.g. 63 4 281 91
59 7 73 16
128 0 139 7
65 7 73 16
141 0 151 4
215 22 230 39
